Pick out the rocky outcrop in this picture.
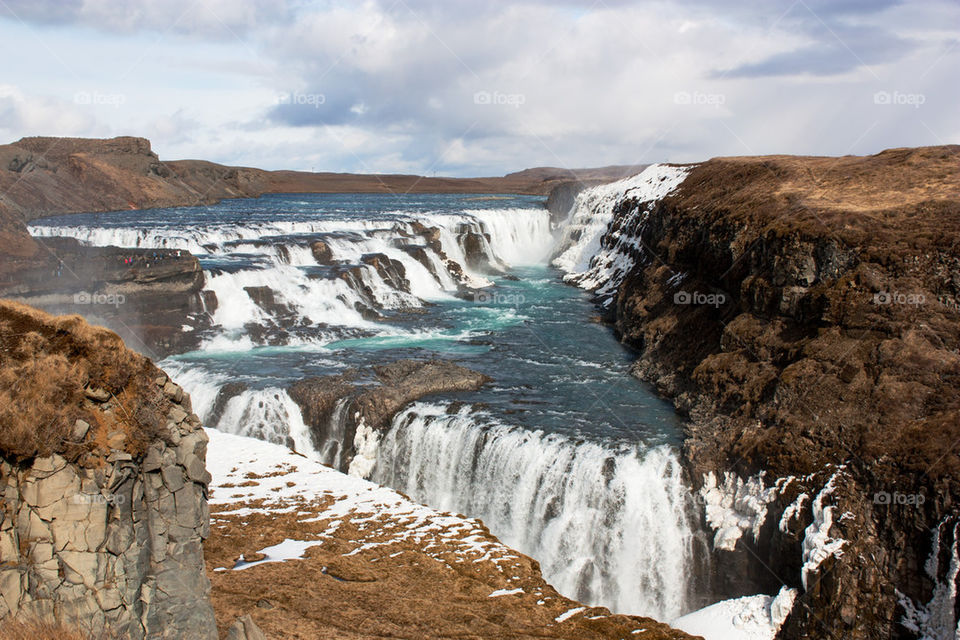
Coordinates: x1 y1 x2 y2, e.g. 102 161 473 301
583 147 960 638
0 301 218 638
288 360 490 472
0 239 212 358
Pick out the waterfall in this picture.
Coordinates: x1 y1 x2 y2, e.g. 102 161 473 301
368 402 698 621
32 207 555 346
42 192 709 622
205 387 310 450
317 398 352 469
552 164 692 303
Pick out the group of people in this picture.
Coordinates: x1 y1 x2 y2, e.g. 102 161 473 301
51 250 187 278
119 250 184 269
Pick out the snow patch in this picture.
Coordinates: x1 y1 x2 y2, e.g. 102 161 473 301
554 607 586 623
488 588 524 597
234 539 324 570
897 520 960 639
800 469 847 590
779 493 809 533
700 471 779 551
671 587 798 640
552 164 693 299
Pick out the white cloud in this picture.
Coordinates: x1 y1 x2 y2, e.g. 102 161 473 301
0 84 107 139
0 0 957 175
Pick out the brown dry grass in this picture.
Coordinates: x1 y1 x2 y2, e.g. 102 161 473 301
0 300 170 460
671 145 960 256
0 618 91 640
206 494 693 640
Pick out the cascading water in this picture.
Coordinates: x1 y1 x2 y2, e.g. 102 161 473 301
318 398 351 469
30 202 553 345
370 402 697 620
30 183 706 620
552 164 692 303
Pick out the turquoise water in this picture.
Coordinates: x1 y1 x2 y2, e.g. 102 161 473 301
33 193 680 446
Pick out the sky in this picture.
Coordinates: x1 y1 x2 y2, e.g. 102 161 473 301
0 0 957 176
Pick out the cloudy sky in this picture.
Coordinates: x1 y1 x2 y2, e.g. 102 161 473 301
0 0 956 176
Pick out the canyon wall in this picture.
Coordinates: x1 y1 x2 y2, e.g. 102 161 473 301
0 301 217 638
559 146 960 639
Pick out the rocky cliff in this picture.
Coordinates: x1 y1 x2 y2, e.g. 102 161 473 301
0 300 217 638
0 239 211 358
575 147 960 638
287 359 491 473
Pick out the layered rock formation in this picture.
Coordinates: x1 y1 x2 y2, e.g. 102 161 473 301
0 301 217 638
288 360 490 472
573 147 960 638
0 239 211 357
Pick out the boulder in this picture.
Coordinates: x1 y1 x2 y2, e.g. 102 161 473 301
310 240 333 264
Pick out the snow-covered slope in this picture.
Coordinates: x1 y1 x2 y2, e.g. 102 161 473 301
671 588 797 640
202 428 694 640
205 427 525 567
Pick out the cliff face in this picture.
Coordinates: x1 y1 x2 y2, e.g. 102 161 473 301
0 136 270 222
0 239 211 358
288 359 491 472
0 301 217 638
581 147 960 638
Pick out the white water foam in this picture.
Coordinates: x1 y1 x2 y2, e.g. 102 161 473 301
32 208 555 344
207 387 309 449
552 164 692 303
367 401 698 620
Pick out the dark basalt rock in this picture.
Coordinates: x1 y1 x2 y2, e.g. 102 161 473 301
0 303 218 638
595 148 960 640
288 360 491 472
0 238 210 358
361 252 410 293
459 226 496 273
